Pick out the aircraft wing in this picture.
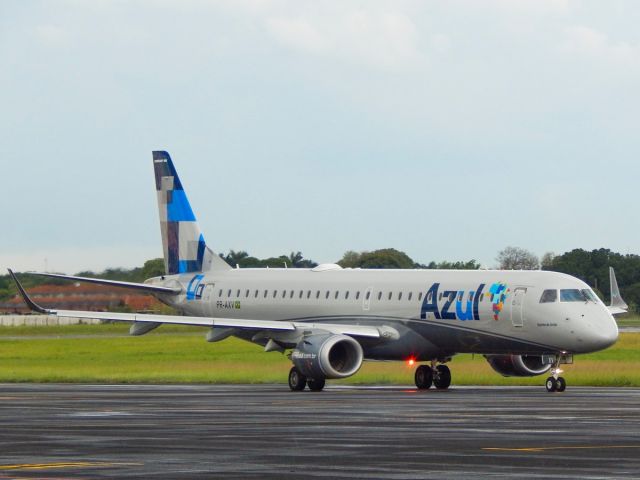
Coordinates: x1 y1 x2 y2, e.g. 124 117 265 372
7 269 390 340
21 271 181 295
608 267 629 316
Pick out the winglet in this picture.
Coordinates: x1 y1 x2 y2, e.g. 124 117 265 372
608 267 628 314
7 269 52 314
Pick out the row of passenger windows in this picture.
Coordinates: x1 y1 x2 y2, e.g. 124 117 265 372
214 288 488 303
539 288 599 303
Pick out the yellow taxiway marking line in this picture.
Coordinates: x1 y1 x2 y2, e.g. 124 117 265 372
0 462 142 471
483 445 640 453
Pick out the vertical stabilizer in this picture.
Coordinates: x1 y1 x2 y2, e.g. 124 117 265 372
609 267 628 311
153 151 231 274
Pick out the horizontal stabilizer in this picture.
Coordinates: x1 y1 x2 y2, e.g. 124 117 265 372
23 271 181 295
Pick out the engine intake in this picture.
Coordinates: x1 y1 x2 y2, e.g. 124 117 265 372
292 334 363 379
485 354 552 377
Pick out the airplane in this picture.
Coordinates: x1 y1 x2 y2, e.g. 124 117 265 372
8 151 627 393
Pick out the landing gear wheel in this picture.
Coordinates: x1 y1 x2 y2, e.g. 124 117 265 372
307 378 326 391
545 376 557 392
433 365 451 390
415 365 433 389
555 377 566 392
288 367 307 391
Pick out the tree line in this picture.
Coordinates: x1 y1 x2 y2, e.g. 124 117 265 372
1 247 639 312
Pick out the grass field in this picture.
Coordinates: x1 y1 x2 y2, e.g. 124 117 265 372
616 314 640 328
0 324 638 386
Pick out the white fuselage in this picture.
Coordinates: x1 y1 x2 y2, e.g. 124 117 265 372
150 265 618 360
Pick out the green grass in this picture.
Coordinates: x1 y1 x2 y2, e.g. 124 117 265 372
617 314 640 328
0 324 639 386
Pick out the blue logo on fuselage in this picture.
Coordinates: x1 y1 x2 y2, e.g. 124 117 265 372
186 274 205 300
420 283 485 321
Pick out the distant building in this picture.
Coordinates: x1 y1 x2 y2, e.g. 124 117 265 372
0 283 162 314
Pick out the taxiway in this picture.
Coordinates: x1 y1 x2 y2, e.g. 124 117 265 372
0 384 638 478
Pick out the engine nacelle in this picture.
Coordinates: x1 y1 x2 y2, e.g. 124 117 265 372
485 354 552 377
291 334 363 379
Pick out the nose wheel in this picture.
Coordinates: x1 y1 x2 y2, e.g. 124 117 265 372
545 359 567 392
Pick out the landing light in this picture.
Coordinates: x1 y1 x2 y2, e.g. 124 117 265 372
407 358 415 367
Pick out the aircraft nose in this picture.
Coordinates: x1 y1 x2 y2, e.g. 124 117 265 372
587 312 619 351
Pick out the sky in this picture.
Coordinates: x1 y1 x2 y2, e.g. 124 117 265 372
1 0 639 273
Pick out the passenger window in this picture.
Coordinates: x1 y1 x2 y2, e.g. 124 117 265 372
255 290 259 298
289 290 294 298
457 292 463 301
227 289 232 298
469 292 474 301
316 291 320 299
299 290 303 299
236 289 240 297
307 290 311 299
245 289 249 297
398 292 402 301
282 290 287 299
378 292 382 300
326 291 330 299
273 290 277 298
388 292 392 300
345 291 349 299
264 290 268 298
438 293 442 300
480 293 484 301
356 291 360 300
418 292 423 301
365 291 370 300
408 292 412 301
218 289 222 297
334 291 339 299
540 289 558 303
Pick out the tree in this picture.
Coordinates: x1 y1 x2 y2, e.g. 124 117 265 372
425 260 481 270
337 251 362 268
288 251 318 268
337 248 415 269
141 258 165 279
220 250 249 267
497 246 540 270
540 252 556 269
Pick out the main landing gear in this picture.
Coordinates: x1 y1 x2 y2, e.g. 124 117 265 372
415 361 451 390
288 367 326 392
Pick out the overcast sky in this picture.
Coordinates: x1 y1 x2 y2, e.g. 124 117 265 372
1 0 639 273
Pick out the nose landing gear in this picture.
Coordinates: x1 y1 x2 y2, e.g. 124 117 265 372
545 357 567 392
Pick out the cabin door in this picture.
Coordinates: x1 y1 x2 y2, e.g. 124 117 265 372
510 287 526 327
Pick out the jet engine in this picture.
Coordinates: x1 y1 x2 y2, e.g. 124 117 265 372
291 334 363 379
485 354 552 377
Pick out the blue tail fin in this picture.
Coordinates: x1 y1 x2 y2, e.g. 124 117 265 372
153 151 230 275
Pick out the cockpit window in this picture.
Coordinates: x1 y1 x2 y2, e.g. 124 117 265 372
540 289 557 303
581 289 599 302
560 289 587 302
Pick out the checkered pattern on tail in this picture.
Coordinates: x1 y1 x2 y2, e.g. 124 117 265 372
152 151 230 274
